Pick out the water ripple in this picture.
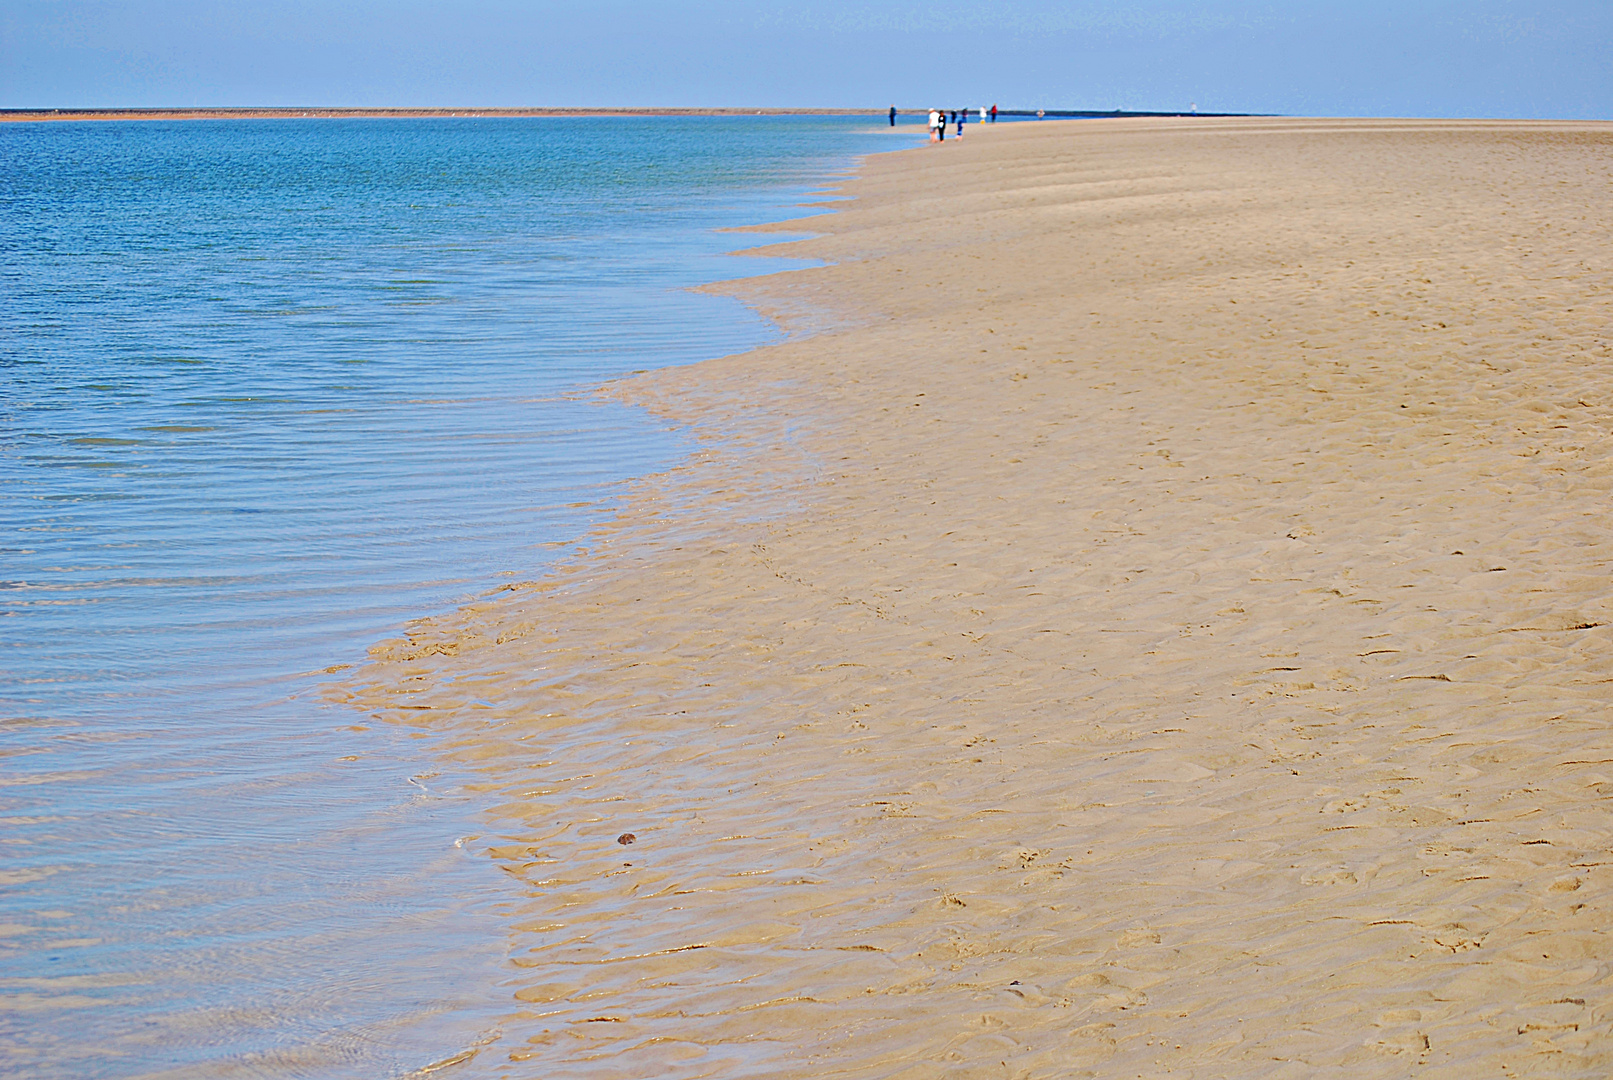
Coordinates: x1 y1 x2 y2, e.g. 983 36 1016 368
0 115 922 1077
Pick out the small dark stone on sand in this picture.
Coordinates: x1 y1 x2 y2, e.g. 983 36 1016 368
617 832 636 845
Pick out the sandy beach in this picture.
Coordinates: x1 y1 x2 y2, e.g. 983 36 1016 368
339 117 1613 1076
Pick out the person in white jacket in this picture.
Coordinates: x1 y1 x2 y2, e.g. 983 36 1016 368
928 109 941 142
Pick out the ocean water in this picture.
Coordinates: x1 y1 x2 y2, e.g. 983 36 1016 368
0 116 920 1078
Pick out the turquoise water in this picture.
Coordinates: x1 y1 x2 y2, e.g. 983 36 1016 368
0 116 919 1077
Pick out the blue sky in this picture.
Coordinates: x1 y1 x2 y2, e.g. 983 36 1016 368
3 1 1609 117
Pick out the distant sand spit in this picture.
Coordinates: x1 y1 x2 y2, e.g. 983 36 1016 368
339 118 1613 1076
0 106 883 122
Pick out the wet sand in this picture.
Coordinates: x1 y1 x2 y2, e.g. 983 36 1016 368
340 118 1613 1076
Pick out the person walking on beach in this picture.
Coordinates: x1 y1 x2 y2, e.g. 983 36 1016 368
990 103 997 123
955 110 964 137
889 105 897 127
928 108 940 142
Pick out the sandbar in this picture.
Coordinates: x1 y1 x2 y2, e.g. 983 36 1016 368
341 117 1613 1076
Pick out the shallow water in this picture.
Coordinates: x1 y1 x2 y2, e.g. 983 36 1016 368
0 115 921 1077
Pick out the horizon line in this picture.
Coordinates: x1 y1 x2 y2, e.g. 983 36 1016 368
1 105 1253 123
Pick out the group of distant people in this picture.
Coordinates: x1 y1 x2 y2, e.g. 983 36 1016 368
887 105 998 141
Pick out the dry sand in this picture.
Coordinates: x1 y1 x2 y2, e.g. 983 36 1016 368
338 118 1613 1077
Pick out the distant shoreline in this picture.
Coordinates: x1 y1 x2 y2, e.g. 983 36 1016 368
0 106 1257 124
0 107 889 123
